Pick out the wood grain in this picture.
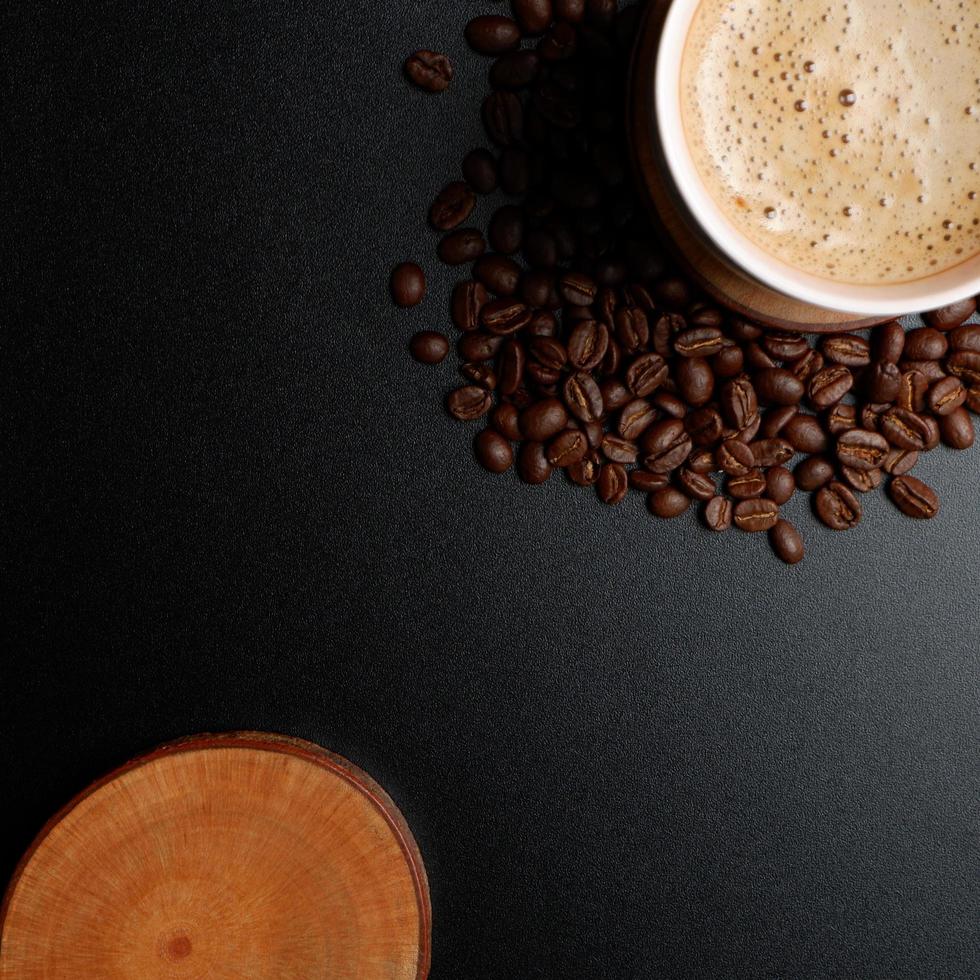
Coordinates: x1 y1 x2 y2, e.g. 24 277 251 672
0 732 430 979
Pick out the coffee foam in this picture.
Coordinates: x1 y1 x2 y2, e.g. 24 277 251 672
680 0 980 285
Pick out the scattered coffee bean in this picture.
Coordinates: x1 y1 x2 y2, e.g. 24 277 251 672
474 429 514 473
880 408 931 451
564 371 604 422
765 466 795 505
517 441 553 484
648 487 690 519
405 50 454 93
734 498 779 532
815 481 862 530
821 333 871 367
808 365 853 408
794 455 834 491
727 469 767 499
490 50 541 90
642 420 692 473
783 413 827 454
949 324 980 353
630 470 669 492
462 148 499 194
872 321 906 363
769 520 804 564
410 331 449 364
390 262 426 307
924 298 976 330
438 228 487 265
928 376 967 416
888 475 940 520
754 367 805 406
430 182 477 231
881 447 918 476
903 327 948 361
939 407 975 449
836 428 889 471
466 15 522 55
598 462 628 504
447 385 492 421
520 397 568 441
677 468 716 501
491 402 523 441
547 428 589 467
703 495 733 531
750 438 793 468
840 465 882 493
568 454 601 487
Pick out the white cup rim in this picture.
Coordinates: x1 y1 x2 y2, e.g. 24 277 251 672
654 0 980 317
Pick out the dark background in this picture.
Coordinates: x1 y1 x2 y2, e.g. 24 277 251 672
3 3 978 978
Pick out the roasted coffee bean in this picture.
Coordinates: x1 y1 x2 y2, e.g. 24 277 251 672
462 148 499 194
717 438 755 476
924 298 976 330
555 0 586 22
461 361 497 390
547 428 589 467
950 325 980 353
782 413 827 454
648 487 690 519
947 351 980 386
482 92 523 145
674 326 724 358
897 370 928 412
703 495 733 531
678 468 716 501
903 327 948 361
474 429 514 472
821 334 871 367
489 50 540 91
447 385 492 421
675 357 714 407
808 365 853 408
734 498 779 532
567 320 609 370
567 454 601 487
860 402 891 432
630 470 670 491
597 462 628 504
650 313 681 357
409 331 449 364
528 337 566 371
654 277 691 310
728 318 764 343
922 414 942 451
474 254 522 296
751 438 793 468
882 448 918 476
815 481 862 530
765 467 795 505
497 339 526 395
732 414 762 444
614 307 649 353
522 272 560 309
727 469 766 499
466 15 522 54
438 228 486 265
429 181 477 231
642 420 692 474
564 371 604 422
713 343 745 378
458 331 502 362
794 455 835 491
517 441 553 484
841 465 882 493
836 428 889 471
687 304 724 329
760 406 798 438
688 449 716 474
720 376 758 429
769 520 804 564
888 475 940 519
967 386 980 414
685 406 724 446
582 420 604 449
452 280 489 331
939 407 975 449
488 206 524 255
625 353 668 397
390 262 426 307
559 272 598 306
600 378 632 412
762 331 810 362
538 20 577 60
520 397 568 440
826 402 857 434
652 390 688 419
618 399 657 440
787 348 824 384
873 321 906 363
928 376 967 416
754 368 805 406
745 341 777 371
491 402 523 441
866 360 902 403
481 298 530 334
880 408 931 451
512 0 553 33
405 50 454 93
601 435 638 465
900 358 946 381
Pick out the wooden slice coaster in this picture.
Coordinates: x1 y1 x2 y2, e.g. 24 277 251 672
628 0 890 333
0 732 430 979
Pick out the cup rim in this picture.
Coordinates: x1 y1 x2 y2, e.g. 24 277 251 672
654 0 980 317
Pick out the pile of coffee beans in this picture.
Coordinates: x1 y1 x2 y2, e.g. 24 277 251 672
396 0 980 564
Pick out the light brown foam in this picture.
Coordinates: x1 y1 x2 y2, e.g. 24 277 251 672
680 0 980 285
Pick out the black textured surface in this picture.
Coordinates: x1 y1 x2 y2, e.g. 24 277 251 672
2 3 979 978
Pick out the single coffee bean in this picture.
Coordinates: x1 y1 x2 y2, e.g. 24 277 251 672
458 331 502 362
582 420 604 449
520 398 568 441
808 365 853 408
760 405 798 438
826 402 857 435
615 307 650 353
547 428 589 467
685 406 724 446
429 181 477 231
512 0 553 33
882 447 918 476
461 362 497 390
675 357 714 407
491 402 523 441
924 298 976 330
880 408 931 451
630 470 670 492
712 344 745 378
728 318 763 343
474 255 522 297
567 320 609 370
601 435 639 465
794 455 834 491
750 438 794 468
836 428 889 471
865 360 902 403
946 351 980 386
568 454 601 487
537 20 577 60
872 321 906 363
720 375 758 428
949 324 980 353
677 468 716 501
754 367 805 406
600 379 632 412
528 337 567 371
782 413 827 454
488 206 525 255
703 495 733 531
648 487 690 519
447 385 492 421
651 391 688 419
734 498 779 533
675 326 725 358
928 376 967 416
903 326 948 361
727 469 767 499
390 262 426 307
860 402 891 432
559 272 598 306
642 419 693 474
596 462 628 504
405 50 454 93
788 348 824 383
409 331 449 365
462 148 498 194
762 331 810 361
625 353 668 397
765 467 796 505
618 398 658 440
555 374 600 425
717 437 755 476
897 370 928 412
687 448 716 474
939 406 975 449
489 50 540 90
466 15 522 54
438 228 486 265
482 92 523 145
821 334 871 367
497 340 526 396
474 429 514 473
769 520 804 565
733 414 762 444
452 280 489 331
745 341 777 371
652 313 682 356
481 298 530 335
900 358 947 381
840 465 882 493
815 481 862 531
517 441 553 484
555 0 586 22
888 475 940 519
